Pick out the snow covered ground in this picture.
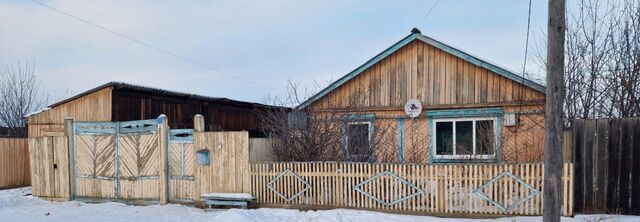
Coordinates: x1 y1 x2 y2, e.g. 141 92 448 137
0 187 638 222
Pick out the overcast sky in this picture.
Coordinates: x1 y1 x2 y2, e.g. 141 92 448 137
0 0 550 105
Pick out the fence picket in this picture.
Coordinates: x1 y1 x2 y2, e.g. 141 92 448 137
249 162 573 216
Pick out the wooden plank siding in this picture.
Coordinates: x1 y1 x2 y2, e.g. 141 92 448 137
573 118 640 215
111 90 263 134
28 87 113 138
28 83 281 138
0 138 30 188
310 40 544 111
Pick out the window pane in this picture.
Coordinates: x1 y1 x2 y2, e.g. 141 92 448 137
476 120 495 155
456 121 473 155
348 123 370 156
436 122 453 155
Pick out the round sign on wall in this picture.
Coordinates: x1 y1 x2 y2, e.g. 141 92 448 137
404 99 422 118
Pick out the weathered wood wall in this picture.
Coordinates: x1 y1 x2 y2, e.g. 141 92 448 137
28 87 112 137
112 89 266 136
311 106 545 164
251 162 573 216
194 131 250 197
311 40 544 110
249 138 275 163
573 118 640 215
28 136 70 200
0 138 30 188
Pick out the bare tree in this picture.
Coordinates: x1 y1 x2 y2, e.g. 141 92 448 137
258 80 400 162
533 0 640 125
0 61 48 137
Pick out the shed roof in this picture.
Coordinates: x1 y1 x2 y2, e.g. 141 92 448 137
297 29 545 109
48 81 273 109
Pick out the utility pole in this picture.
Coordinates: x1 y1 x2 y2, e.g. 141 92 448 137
544 0 566 221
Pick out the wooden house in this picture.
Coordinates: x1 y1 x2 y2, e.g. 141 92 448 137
27 82 279 138
297 29 546 164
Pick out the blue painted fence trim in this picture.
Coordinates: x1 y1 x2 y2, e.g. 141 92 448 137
75 122 117 134
169 129 194 142
353 171 424 206
119 119 157 134
267 169 311 202
473 171 540 212
397 118 404 163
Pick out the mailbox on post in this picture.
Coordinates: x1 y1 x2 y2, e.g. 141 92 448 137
196 149 210 165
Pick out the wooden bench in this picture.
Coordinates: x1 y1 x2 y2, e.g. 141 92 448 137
201 193 255 209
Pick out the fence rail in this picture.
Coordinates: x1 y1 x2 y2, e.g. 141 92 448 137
251 162 573 216
0 138 30 188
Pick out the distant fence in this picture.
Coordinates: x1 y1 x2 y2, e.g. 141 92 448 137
0 138 30 188
251 162 573 216
573 118 640 215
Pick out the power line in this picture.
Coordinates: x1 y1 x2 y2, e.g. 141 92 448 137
27 0 279 91
420 0 440 25
521 0 533 77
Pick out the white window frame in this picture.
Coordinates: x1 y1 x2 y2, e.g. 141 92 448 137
432 117 498 160
346 121 373 156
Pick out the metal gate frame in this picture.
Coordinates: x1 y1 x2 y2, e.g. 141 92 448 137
72 119 158 201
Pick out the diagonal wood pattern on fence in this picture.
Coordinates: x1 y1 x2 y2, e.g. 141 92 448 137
118 133 159 178
251 162 573 216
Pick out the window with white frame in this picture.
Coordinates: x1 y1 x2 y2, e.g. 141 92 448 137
433 117 497 159
346 121 372 160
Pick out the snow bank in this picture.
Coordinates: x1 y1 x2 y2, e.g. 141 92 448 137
1 187 637 222
201 192 254 200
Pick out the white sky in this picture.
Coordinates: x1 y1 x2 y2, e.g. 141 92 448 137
0 0 551 105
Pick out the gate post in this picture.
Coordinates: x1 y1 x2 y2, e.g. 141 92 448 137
158 115 169 204
64 118 75 201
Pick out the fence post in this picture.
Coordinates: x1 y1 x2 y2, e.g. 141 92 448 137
157 114 169 204
64 118 75 201
193 115 204 199
194 114 205 132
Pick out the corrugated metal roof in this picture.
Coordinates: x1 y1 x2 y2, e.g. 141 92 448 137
47 81 273 109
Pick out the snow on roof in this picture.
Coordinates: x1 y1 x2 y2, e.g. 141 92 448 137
24 107 50 118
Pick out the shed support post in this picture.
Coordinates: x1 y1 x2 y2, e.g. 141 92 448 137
64 118 75 201
158 114 169 204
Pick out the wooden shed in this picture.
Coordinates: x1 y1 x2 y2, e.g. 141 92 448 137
298 28 546 164
27 82 278 138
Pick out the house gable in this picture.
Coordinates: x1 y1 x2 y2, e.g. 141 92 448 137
299 31 545 110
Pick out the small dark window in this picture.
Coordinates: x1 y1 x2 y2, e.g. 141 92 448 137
436 122 453 155
455 121 473 155
476 120 495 155
348 122 371 158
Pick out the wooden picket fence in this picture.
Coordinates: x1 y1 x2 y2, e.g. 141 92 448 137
251 162 573 216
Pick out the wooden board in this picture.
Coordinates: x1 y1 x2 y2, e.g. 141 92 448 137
194 131 250 199
0 138 30 188
311 41 544 110
28 136 70 199
250 162 573 216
